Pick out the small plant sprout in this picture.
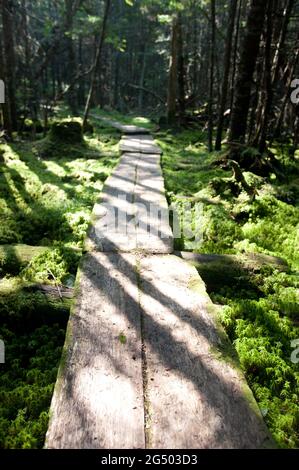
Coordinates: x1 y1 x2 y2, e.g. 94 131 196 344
118 333 127 345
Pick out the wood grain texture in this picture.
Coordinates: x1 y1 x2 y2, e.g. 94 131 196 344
120 135 162 155
45 253 145 449
139 255 273 449
85 149 173 254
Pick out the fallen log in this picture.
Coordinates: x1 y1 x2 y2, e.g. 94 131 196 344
0 244 50 275
0 276 73 300
24 283 74 300
175 251 289 292
0 277 73 329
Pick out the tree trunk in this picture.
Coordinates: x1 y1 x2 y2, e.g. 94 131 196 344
177 12 186 125
77 37 85 106
21 0 32 116
138 45 147 112
167 15 180 124
1 0 17 130
215 0 238 151
257 2 274 154
272 42 299 143
114 52 120 109
229 0 267 154
208 0 216 152
191 1 199 99
83 0 111 128
0 33 12 138
65 0 78 115
230 0 243 113
272 0 295 86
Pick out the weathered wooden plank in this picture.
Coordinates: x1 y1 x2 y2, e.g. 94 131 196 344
85 152 138 252
120 135 162 155
45 253 145 449
85 149 173 253
90 114 150 135
139 254 273 449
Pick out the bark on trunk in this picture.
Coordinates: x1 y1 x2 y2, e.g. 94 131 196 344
167 15 180 125
65 0 78 114
257 2 274 154
177 12 186 125
83 0 111 128
1 0 17 130
208 0 216 152
229 0 267 153
0 33 12 138
215 0 238 151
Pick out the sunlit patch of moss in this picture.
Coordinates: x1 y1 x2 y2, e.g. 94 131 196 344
0 135 119 248
0 119 119 448
161 129 299 448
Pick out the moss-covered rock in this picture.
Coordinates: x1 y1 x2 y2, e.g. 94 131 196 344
50 120 83 144
34 120 85 158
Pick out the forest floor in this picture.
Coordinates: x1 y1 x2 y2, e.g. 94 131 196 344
0 117 120 448
157 127 299 448
0 109 298 448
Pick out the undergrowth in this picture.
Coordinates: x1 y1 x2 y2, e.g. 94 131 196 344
0 117 119 448
160 129 299 448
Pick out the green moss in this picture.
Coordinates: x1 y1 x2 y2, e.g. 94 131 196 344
0 245 49 276
0 321 66 449
21 246 81 286
50 120 83 143
162 130 299 448
0 132 118 248
0 118 118 448
187 275 207 296
0 278 69 449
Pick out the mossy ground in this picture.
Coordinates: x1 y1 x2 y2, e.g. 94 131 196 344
159 129 299 448
0 116 119 448
1 110 298 448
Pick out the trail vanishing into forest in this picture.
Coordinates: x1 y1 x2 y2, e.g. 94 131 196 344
45 118 273 449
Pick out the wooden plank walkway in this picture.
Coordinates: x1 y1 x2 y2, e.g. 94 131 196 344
90 114 151 135
139 255 271 449
119 135 162 154
85 135 173 253
45 118 273 449
46 253 145 449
